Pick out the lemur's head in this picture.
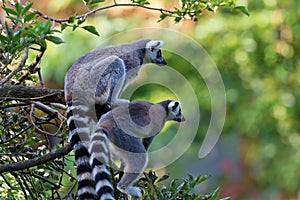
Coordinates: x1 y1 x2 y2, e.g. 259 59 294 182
167 100 185 122
145 40 167 66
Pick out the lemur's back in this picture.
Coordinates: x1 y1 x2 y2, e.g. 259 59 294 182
64 39 151 104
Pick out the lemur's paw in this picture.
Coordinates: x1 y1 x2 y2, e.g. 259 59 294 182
127 186 142 198
118 186 142 199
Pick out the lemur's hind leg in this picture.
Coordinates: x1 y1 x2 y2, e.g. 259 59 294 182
117 152 148 199
90 55 128 107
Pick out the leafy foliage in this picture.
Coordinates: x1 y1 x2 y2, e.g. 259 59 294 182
137 171 231 200
0 1 62 85
159 0 249 23
1 2 60 51
0 102 71 199
111 170 231 200
131 0 150 5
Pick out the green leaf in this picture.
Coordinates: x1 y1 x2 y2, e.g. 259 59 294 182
174 16 182 23
6 16 22 23
0 34 9 42
83 0 91 5
91 0 105 4
81 25 100 36
22 2 33 16
3 7 18 16
24 12 37 22
131 0 150 5
68 14 76 23
14 2 23 16
157 174 170 183
77 18 86 25
220 197 232 200
209 187 220 200
4 21 13 39
72 24 78 31
61 23 68 31
191 175 210 187
41 20 51 33
45 36 64 44
39 39 47 49
159 13 168 22
235 6 250 16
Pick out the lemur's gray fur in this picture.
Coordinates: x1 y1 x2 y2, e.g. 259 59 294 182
64 39 167 200
90 100 185 199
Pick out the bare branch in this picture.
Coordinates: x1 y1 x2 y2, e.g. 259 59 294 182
0 125 33 145
0 143 72 173
0 85 65 104
31 3 172 23
30 172 60 189
30 101 66 120
16 46 46 85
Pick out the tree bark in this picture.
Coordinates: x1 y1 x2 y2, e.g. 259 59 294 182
0 85 65 104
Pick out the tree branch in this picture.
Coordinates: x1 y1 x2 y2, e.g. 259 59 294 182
16 46 46 86
0 143 72 173
0 85 65 104
34 3 173 23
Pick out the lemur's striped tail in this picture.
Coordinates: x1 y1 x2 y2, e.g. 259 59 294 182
89 126 115 200
66 100 97 200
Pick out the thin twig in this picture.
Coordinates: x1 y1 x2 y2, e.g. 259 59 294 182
52 159 76 183
0 102 30 109
143 172 158 200
0 174 16 189
27 175 40 198
21 174 36 199
8 0 175 24
0 142 72 173
30 172 60 189
11 172 29 200
49 103 66 110
30 101 66 120
36 3 172 23
0 124 33 145
16 46 45 85
29 103 54 136
65 181 77 199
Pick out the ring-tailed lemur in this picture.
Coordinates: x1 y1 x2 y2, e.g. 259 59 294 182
89 100 185 199
64 39 167 199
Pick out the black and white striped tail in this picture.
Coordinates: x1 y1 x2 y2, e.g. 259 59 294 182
66 100 97 200
89 127 115 200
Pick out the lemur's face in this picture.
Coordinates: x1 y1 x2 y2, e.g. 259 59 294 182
167 101 185 122
145 40 167 66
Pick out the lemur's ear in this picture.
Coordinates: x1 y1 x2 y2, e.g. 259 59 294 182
168 101 179 111
146 40 164 52
167 100 185 122
171 101 179 111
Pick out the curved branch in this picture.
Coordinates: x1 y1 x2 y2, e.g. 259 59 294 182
0 143 72 173
35 3 173 23
0 85 65 104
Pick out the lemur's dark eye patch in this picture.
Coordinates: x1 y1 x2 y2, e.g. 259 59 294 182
157 49 162 58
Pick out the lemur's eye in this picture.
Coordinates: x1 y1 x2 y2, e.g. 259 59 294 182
157 49 162 58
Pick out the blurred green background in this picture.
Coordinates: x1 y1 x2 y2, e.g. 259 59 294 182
33 0 300 199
